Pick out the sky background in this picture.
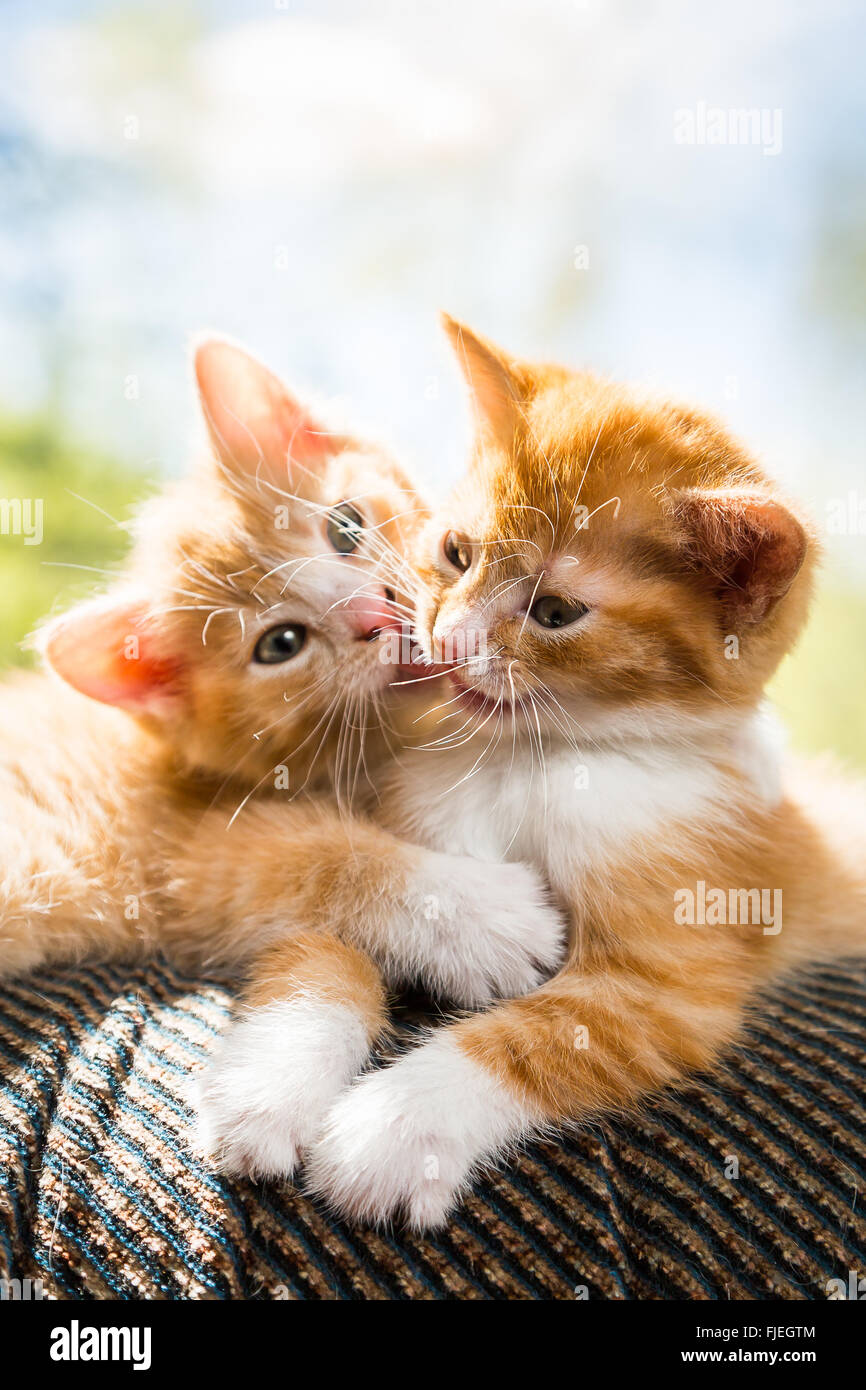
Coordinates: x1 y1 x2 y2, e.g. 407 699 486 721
1 0 865 754
1 2 864 510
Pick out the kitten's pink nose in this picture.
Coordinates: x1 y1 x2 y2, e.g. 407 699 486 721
344 590 404 642
432 613 487 664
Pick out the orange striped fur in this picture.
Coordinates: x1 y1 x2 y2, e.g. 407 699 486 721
420 318 866 1135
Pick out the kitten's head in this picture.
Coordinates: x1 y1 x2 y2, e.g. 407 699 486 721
411 316 815 750
41 340 425 790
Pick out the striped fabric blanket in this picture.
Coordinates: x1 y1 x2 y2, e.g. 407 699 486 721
1 958 864 1300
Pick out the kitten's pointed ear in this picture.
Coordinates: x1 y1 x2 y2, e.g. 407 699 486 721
441 314 525 448
673 488 809 625
194 339 344 491
40 596 183 715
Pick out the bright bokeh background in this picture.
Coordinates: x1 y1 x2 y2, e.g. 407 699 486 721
1 0 865 763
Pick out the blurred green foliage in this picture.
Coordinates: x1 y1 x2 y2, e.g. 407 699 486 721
770 583 866 773
0 411 145 666
1 408 865 772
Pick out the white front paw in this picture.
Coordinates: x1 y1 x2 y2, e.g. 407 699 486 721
424 860 566 1007
195 998 370 1180
305 1034 530 1229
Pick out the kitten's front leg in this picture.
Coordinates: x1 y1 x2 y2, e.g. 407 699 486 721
196 933 386 1179
305 958 747 1228
180 803 562 1179
339 851 567 1006
194 853 563 1180
165 802 564 1005
305 1029 533 1229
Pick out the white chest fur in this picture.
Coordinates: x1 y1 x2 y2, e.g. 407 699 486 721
385 709 783 896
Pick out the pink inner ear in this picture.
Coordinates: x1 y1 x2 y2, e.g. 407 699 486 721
744 500 807 594
194 339 337 484
44 599 182 712
676 489 807 624
441 314 523 450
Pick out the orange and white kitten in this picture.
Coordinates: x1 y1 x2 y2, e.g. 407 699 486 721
304 317 866 1229
0 338 562 1170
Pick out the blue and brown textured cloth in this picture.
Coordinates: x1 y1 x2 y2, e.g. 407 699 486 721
0 958 864 1299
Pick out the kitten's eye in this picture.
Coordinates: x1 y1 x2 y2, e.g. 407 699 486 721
443 530 472 573
327 502 364 554
253 624 307 664
530 596 589 629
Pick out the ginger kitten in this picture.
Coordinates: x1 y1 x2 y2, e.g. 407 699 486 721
303 317 866 1228
0 338 563 1170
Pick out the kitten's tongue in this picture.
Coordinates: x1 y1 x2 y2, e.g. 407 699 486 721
393 658 451 681
390 644 452 688
377 623 452 689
